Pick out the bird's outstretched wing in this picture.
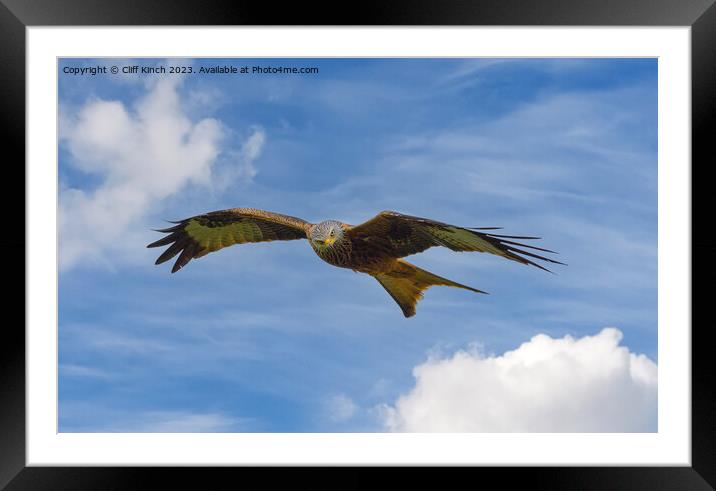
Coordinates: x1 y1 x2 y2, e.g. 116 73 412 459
347 210 564 272
148 208 312 273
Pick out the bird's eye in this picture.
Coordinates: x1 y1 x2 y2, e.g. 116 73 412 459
330 230 335 237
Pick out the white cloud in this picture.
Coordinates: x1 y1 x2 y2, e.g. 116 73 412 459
59 76 265 270
379 328 657 432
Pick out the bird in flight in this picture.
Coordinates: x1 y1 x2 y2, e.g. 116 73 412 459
148 208 563 317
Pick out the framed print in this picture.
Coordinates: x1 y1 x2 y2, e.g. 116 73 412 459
4 0 715 488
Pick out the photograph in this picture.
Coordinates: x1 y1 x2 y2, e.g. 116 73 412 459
57 56 658 434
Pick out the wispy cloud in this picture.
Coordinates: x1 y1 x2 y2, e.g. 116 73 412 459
59 363 114 380
211 126 266 192
372 85 656 211
325 394 358 422
60 406 251 433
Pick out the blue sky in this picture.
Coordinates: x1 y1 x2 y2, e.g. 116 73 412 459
58 58 658 432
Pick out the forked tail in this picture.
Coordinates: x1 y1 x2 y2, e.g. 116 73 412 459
374 260 486 318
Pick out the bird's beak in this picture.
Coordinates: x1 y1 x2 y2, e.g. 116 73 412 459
324 236 336 246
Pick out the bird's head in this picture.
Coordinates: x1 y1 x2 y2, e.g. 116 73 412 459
310 221 344 249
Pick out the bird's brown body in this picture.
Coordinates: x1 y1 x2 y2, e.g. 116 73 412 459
148 208 563 317
312 224 394 273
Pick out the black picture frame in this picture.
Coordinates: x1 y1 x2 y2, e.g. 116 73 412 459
3 0 713 488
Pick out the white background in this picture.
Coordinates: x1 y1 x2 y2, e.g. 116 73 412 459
27 27 690 465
